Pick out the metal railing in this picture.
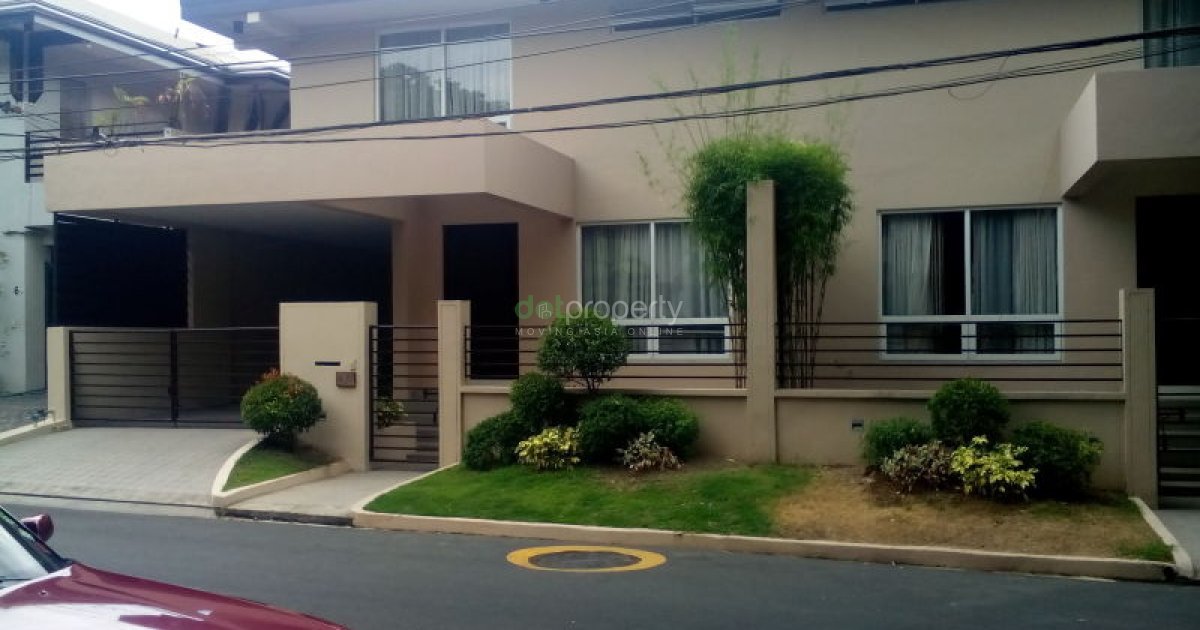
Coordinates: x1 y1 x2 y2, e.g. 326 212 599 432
69 327 278 428
369 326 439 468
464 324 747 388
1156 316 1200 497
775 319 1123 390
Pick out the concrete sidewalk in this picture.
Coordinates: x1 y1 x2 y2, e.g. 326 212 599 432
1156 498 1200 579
222 471 420 525
0 428 254 506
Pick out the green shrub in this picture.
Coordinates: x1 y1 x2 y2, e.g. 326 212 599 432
536 311 629 393
928 379 1010 445
510 372 567 429
463 411 536 471
619 432 682 474
861 417 935 467
240 370 323 449
1011 421 1103 498
880 441 956 493
637 398 700 458
516 427 581 471
950 436 1037 500
576 394 645 463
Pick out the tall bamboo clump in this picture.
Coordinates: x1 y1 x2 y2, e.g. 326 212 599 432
683 136 853 388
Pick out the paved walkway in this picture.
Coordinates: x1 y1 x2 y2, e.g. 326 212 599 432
224 471 420 524
1156 497 1200 579
0 428 254 507
0 390 47 432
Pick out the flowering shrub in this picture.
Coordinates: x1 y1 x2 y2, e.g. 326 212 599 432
240 369 323 449
950 436 1037 500
880 441 955 493
516 427 581 471
618 432 682 474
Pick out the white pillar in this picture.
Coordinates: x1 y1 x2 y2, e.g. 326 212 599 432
745 181 778 463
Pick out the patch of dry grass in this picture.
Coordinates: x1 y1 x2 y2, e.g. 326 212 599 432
774 467 1167 560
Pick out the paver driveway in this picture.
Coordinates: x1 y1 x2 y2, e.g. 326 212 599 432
0 428 254 506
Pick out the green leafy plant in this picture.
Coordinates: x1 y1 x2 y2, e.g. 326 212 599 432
950 436 1037 500
373 399 406 430
1011 421 1103 498
509 372 567 429
637 397 701 458
880 441 955 493
619 432 682 474
576 394 645 463
928 378 1010 445
536 311 629 393
515 426 581 471
240 369 324 450
463 411 536 471
861 417 935 468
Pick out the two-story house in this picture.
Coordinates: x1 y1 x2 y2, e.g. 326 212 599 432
0 0 288 394
38 0 1200 488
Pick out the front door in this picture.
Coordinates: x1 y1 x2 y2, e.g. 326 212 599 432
1137 196 1200 386
444 223 519 379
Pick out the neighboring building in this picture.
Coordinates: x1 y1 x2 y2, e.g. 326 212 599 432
0 0 288 393
38 0 1200 488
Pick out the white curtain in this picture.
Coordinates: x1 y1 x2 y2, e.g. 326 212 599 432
882 214 942 316
446 24 511 116
380 31 444 121
972 208 1057 315
654 222 727 318
582 225 651 307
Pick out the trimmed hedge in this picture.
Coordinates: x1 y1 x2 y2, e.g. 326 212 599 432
861 417 935 468
241 371 323 448
463 411 537 471
1011 421 1103 498
928 378 1009 445
576 394 700 463
510 372 568 429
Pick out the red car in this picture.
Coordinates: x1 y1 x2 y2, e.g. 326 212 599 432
0 505 345 629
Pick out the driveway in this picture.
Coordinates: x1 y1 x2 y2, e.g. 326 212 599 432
0 428 254 507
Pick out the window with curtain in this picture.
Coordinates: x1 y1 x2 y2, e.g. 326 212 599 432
881 207 1059 356
581 221 729 355
1145 0 1200 68
379 24 511 122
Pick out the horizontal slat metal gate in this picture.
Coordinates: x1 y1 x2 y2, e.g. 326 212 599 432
369 325 439 469
70 328 278 428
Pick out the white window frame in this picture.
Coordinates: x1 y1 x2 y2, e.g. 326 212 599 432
576 219 732 362
876 205 1065 362
375 22 513 127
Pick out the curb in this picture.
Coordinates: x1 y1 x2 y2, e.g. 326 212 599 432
350 511 1177 582
0 420 70 448
1133 497 1196 580
212 455 350 509
218 508 352 527
349 465 454 513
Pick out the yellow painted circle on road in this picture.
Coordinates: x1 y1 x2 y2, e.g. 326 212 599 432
506 545 667 573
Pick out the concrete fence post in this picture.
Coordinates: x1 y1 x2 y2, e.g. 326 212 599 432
1119 288 1158 507
438 300 470 466
745 180 778 463
280 302 376 472
46 327 71 426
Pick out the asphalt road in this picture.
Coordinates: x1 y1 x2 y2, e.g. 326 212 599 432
4 502 1200 630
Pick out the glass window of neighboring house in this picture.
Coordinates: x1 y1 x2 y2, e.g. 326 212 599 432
581 221 729 355
379 24 511 121
1145 0 1200 67
881 207 1060 356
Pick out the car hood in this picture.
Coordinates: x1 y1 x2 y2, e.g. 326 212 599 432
0 563 344 629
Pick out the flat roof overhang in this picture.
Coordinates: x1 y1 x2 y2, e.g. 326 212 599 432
45 119 575 219
1060 66 1200 198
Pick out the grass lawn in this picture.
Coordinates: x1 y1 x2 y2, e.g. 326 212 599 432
223 443 332 491
365 464 1171 561
365 463 813 537
775 467 1172 562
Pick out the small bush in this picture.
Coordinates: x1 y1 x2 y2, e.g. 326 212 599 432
241 370 323 449
862 417 935 467
880 441 956 493
510 372 567 429
576 394 645 463
928 379 1010 445
950 436 1037 500
536 311 629 393
637 398 700 458
516 427 581 471
1012 421 1103 498
463 411 536 471
619 432 682 474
